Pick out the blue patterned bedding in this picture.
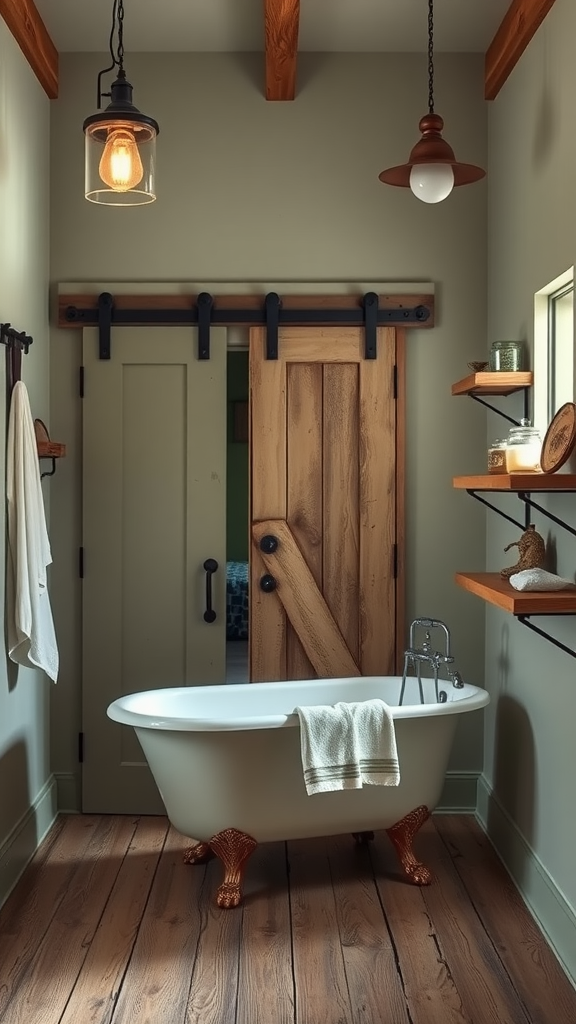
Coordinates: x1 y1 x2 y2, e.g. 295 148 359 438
226 561 249 640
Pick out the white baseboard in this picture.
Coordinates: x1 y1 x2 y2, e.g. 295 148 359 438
436 770 479 813
477 774 576 989
54 771 81 813
0 776 58 909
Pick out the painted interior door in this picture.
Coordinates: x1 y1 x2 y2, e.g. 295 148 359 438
250 326 398 682
81 326 227 813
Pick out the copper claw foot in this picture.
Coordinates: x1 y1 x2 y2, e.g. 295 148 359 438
385 805 432 885
208 827 258 908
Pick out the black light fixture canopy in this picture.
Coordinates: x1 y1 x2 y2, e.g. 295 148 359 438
379 0 485 203
83 0 159 206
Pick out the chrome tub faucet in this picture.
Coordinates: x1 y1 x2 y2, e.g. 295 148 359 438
399 618 464 705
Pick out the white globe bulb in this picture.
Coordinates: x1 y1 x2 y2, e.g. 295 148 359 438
409 163 455 204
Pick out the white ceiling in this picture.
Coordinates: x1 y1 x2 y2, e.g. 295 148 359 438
34 0 510 54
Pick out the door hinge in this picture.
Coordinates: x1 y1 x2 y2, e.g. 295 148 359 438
79 547 84 578
79 365 85 397
393 543 398 579
78 732 84 763
393 364 398 399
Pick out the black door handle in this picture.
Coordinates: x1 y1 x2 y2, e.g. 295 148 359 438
203 558 218 622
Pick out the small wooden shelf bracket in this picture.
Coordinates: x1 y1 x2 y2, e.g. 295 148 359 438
34 419 66 479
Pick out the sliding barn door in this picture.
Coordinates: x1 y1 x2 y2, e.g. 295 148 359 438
250 326 398 682
81 326 227 813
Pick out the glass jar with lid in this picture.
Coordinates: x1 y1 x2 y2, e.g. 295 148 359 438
487 438 507 474
505 419 542 472
489 340 524 372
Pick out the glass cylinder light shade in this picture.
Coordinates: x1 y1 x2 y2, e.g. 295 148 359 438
85 118 157 205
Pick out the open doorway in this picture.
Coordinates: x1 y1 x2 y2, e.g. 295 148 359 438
225 348 249 681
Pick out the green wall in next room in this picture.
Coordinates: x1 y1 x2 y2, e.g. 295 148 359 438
226 350 249 562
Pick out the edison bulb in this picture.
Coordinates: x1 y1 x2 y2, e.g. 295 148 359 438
99 128 144 192
409 162 454 204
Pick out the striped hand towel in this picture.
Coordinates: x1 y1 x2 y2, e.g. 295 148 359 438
295 699 400 795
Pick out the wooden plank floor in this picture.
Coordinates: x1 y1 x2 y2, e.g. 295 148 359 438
0 814 575 1023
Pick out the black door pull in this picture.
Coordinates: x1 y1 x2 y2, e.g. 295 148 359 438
203 558 218 622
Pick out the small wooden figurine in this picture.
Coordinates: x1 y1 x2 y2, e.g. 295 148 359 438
501 524 546 579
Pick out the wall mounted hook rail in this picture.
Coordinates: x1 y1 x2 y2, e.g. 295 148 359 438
2 321 34 393
0 323 33 353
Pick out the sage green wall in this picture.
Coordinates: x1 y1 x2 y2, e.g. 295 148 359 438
484 0 576 983
0 22 55 901
227 351 249 562
49 52 488 807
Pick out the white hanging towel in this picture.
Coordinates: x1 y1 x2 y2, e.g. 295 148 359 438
295 699 400 795
6 382 59 682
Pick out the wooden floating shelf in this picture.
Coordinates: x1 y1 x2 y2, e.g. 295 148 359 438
34 419 66 460
453 474 576 491
452 371 533 397
455 572 576 615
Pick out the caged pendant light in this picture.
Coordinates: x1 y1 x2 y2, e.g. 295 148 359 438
83 0 159 206
379 0 485 203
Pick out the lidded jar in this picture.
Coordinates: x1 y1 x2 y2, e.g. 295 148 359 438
487 438 507 475
505 419 542 473
489 340 524 372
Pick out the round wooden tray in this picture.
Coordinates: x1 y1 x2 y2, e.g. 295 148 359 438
540 402 576 473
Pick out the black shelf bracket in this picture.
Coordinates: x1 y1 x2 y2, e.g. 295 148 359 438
469 387 530 426
517 615 576 659
466 489 527 531
517 492 576 538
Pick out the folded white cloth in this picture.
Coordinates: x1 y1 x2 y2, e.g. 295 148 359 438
6 382 59 682
295 699 400 795
509 568 575 592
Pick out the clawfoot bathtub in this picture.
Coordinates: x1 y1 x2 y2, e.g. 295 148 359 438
108 675 489 907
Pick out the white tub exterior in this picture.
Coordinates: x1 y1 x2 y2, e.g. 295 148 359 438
107 676 489 843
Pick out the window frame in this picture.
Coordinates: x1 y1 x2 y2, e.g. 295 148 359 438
533 267 575 434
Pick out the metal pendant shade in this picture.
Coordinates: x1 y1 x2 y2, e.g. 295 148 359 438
379 0 485 201
83 0 159 206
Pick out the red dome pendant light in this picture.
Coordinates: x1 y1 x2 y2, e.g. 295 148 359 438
379 0 485 203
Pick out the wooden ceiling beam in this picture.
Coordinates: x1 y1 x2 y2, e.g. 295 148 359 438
0 0 58 98
265 0 300 101
485 0 557 100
